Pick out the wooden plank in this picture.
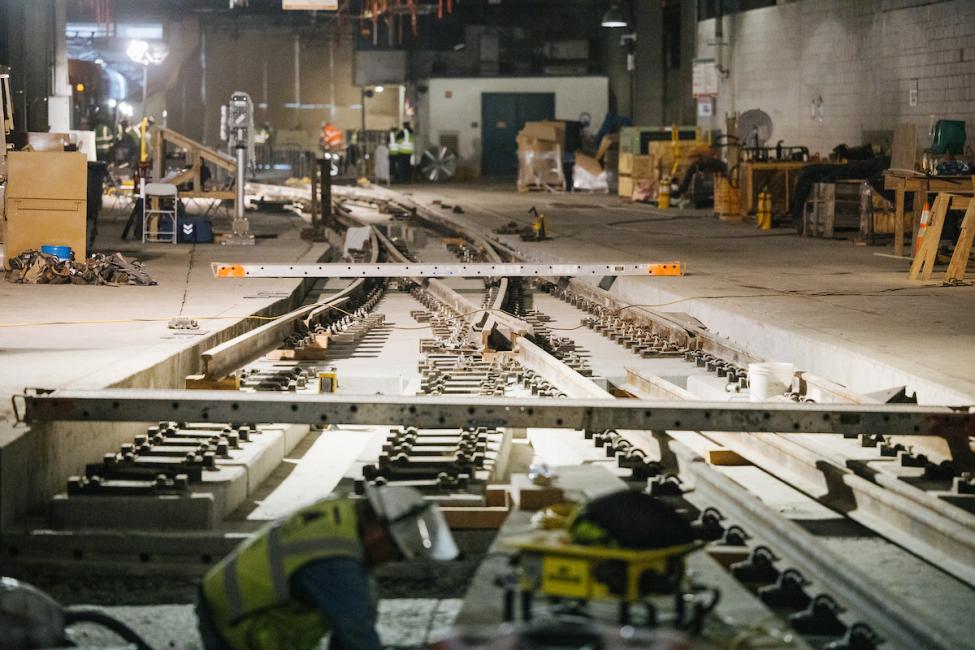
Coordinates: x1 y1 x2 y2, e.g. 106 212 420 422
890 124 917 172
945 199 975 282
893 181 906 257
706 448 750 466
909 193 948 280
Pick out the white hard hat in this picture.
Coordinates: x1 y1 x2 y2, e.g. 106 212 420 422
364 485 459 561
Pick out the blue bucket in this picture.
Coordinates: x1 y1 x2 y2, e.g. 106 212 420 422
41 245 73 261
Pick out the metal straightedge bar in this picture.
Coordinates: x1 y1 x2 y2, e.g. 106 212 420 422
212 262 684 279
17 390 973 437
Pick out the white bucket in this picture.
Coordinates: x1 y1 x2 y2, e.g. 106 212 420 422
748 362 795 401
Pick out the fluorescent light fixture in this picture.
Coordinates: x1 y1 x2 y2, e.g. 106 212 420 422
126 39 149 62
601 4 627 28
127 39 169 66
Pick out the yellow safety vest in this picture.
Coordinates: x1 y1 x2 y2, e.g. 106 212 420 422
388 131 400 155
399 131 414 155
201 499 364 650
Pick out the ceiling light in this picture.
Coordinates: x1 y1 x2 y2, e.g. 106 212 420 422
601 4 627 28
374 85 384 93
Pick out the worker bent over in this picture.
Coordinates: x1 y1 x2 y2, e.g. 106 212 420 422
196 486 459 649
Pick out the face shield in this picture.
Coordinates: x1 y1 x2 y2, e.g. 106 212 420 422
366 486 460 561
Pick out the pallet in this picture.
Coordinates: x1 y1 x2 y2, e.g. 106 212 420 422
803 181 861 238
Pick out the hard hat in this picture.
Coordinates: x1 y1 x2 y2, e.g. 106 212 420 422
568 489 696 550
365 485 459 561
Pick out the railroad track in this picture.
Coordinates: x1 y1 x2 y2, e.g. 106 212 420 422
9 184 975 649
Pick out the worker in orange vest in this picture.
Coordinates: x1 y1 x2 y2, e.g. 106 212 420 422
321 123 344 152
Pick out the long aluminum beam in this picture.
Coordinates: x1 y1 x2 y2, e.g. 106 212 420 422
17 390 973 436
212 262 684 278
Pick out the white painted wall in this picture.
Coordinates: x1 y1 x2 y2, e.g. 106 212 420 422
417 76 608 174
696 0 975 156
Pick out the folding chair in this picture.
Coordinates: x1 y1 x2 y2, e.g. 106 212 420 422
142 182 179 244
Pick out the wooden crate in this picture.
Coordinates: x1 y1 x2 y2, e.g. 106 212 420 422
803 181 861 238
618 175 634 199
632 155 656 179
618 152 634 175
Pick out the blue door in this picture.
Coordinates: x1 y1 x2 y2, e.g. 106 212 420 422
481 92 555 176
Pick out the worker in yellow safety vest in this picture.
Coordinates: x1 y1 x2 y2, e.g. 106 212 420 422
393 124 414 183
93 107 114 161
196 485 459 650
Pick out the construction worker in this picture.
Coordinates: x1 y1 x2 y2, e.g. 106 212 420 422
568 489 696 550
196 485 459 650
92 106 114 162
394 124 413 183
321 122 344 153
387 126 401 183
254 122 273 170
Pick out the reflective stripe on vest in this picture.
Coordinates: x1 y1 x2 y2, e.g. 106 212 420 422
202 499 363 648
388 132 400 154
399 131 414 154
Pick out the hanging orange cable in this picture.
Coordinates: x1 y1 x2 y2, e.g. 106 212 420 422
407 0 418 36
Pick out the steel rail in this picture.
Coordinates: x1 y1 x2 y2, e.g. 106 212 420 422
17 390 973 437
198 208 380 379
626 365 975 587
674 444 960 650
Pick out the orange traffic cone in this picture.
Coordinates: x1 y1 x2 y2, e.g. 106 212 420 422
915 201 931 256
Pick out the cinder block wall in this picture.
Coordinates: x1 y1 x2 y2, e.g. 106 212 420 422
696 0 975 155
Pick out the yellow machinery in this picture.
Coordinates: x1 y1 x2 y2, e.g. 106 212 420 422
525 206 547 241
318 367 339 393
502 530 703 625
756 191 772 230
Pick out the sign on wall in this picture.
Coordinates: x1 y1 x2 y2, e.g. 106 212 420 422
283 0 338 9
692 59 719 98
697 97 714 118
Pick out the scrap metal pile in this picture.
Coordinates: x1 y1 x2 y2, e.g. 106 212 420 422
5 250 156 286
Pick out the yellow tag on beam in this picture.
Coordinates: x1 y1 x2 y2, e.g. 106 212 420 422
647 262 684 276
213 264 246 278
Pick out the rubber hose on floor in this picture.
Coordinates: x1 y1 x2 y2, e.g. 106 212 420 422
64 609 154 650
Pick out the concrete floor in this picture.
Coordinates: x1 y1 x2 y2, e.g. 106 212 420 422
0 200 328 526
0 201 326 410
404 183 975 404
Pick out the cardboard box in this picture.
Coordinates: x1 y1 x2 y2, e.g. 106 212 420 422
573 152 603 177
519 121 566 147
595 133 619 161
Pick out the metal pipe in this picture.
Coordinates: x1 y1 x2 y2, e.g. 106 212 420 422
235 143 246 220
